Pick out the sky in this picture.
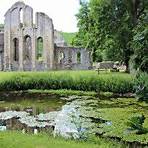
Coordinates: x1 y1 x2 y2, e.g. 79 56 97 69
0 0 84 32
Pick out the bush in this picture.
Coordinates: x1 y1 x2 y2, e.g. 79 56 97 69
0 71 133 93
126 114 147 134
134 73 148 102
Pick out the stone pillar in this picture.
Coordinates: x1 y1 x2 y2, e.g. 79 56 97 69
44 16 54 70
19 29 23 71
4 12 11 71
49 24 54 69
32 29 36 70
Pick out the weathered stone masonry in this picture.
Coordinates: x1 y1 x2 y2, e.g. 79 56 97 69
0 1 92 71
55 47 91 70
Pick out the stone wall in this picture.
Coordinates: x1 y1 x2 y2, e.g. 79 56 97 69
55 46 92 70
4 1 54 71
0 1 92 71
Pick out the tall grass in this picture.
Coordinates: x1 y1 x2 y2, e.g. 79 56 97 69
0 71 134 93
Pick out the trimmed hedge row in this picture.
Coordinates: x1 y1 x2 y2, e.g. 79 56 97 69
0 71 134 93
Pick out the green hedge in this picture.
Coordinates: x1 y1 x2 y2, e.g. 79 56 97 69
0 71 134 93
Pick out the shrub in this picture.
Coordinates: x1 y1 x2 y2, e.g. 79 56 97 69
0 71 133 93
134 73 148 102
126 114 147 134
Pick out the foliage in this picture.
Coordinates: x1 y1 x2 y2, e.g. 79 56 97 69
130 7 148 72
0 71 133 93
73 0 147 73
134 73 148 102
126 114 147 134
60 32 76 46
72 3 91 48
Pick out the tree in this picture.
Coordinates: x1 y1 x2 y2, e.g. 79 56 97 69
131 6 148 72
73 0 147 73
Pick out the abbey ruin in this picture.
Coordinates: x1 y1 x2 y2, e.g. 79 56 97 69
0 1 92 71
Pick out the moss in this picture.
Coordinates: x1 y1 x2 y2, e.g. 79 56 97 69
97 99 148 144
28 89 97 97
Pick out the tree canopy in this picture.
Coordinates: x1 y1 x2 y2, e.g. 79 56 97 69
73 0 148 73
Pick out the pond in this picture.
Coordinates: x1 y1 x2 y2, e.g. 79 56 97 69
0 95 107 138
0 94 148 146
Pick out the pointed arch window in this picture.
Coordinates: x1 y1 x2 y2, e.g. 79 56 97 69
37 37 43 61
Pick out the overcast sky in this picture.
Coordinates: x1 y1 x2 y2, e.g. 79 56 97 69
0 0 84 32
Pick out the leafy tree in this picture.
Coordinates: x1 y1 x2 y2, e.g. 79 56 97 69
73 0 147 73
72 2 91 48
131 4 148 72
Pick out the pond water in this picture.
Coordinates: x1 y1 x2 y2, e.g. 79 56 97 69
0 95 107 139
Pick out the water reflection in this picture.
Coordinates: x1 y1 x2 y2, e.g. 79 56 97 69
0 95 106 139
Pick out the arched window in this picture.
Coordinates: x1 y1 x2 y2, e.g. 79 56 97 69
20 8 23 24
77 51 81 64
24 35 32 61
58 52 65 63
37 37 43 61
13 38 19 61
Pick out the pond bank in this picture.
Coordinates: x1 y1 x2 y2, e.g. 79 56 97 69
0 89 135 100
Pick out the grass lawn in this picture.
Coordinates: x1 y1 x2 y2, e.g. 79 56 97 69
0 131 122 148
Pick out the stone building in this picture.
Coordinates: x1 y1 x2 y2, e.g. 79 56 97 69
0 1 92 71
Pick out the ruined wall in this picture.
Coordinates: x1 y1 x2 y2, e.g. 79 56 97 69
35 12 54 70
4 1 54 71
55 47 92 70
3 1 92 71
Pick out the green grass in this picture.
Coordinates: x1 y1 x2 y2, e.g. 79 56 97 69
0 71 134 93
0 131 122 148
28 89 97 97
60 32 76 46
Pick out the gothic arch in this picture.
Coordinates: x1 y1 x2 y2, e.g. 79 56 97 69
23 35 32 62
37 37 43 61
